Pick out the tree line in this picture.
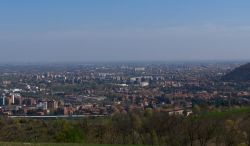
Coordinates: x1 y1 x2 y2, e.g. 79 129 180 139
1 108 250 146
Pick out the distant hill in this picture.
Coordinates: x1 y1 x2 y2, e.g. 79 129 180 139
222 63 250 82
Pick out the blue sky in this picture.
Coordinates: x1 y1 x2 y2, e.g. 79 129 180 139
1 0 250 62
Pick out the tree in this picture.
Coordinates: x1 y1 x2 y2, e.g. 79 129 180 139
196 118 217 146
223 119 244 146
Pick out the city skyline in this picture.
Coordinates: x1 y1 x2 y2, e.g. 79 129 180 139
1 0 250 62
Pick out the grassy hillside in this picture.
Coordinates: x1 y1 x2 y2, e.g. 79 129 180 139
222 62 250 81
0 143 142 146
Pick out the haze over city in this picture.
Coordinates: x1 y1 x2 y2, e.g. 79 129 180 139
1 0 250 63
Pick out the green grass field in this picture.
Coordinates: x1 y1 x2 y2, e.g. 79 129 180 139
200 107 250 118
0 143 142 146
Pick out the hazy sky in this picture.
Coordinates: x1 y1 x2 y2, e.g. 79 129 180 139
1 0 250 62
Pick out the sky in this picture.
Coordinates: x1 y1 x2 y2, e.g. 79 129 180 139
1 0 250 63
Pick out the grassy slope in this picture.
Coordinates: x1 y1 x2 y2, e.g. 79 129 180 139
0 143 142 146
201 107 250 118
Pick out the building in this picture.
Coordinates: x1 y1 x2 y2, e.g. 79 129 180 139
47 100 59 110
135 67 145 72
37 101 48 110
0 95 6 106
140 82 149 87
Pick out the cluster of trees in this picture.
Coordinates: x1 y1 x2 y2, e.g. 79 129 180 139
1 108 250 145
84 109 250 146
0 117 84 143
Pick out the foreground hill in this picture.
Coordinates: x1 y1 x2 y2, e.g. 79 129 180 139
1 107 250 146
222 63 250 82
0 143 142 146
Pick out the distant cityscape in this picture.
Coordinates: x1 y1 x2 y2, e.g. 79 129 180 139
0 61 247 118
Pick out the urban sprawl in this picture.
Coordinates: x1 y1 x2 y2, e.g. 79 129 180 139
0 62 247 117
